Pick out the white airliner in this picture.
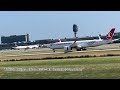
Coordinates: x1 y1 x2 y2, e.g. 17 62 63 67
48 28 116 53
12 44 39 50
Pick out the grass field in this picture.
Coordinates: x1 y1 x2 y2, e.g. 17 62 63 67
1 56 120 79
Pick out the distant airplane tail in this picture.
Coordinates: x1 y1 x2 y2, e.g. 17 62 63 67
105 28 115 40
98 35 102 40
58 39 61 42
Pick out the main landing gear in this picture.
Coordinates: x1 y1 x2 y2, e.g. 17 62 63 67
77 48 86 51
53 49 55 52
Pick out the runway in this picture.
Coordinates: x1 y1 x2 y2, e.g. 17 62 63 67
72 48 120 53
1 48 120 57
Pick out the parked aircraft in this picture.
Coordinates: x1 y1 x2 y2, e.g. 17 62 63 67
48 28 116 53
12 44 39 50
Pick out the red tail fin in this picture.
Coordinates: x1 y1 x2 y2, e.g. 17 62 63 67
105 28 115 40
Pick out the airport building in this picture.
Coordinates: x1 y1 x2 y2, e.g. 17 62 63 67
1 34 29 44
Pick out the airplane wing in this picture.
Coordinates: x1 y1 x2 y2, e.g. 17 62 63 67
70 40 77 47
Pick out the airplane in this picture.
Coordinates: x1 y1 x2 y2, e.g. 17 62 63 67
12 44 39 50
48 28 116 53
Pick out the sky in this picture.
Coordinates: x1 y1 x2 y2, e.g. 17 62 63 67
0 11 120 42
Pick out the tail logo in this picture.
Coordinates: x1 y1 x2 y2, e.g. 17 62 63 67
106 28 115 40
107 32 112 38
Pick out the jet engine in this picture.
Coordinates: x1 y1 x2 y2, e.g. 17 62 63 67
64 46 72 53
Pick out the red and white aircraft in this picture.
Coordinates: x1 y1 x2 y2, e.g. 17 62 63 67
48 28 116 53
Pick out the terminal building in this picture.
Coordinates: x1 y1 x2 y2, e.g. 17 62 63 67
0 34 29 50
1 34 29 44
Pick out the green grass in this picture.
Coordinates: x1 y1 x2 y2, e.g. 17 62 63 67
1 56 120 79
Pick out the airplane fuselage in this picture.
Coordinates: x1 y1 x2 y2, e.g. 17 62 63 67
49 39 112 50
12 45 39 50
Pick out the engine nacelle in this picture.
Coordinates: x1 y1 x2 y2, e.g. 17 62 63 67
64 46 72 53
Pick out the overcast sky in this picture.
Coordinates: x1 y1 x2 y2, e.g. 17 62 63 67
0 11 119 42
